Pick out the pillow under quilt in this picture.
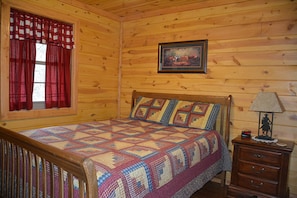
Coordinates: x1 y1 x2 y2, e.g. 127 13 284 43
130 96 176 124
167 100 220 130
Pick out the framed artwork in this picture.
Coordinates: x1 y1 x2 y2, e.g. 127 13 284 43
158 40 208 73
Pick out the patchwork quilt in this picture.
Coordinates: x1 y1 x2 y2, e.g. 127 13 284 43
20 118 230 198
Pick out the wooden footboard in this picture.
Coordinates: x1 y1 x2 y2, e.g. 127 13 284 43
0 126 98 198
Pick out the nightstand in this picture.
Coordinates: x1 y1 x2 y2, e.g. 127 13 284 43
228 136 294 198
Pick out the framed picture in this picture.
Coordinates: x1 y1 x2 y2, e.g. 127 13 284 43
158 40 208 73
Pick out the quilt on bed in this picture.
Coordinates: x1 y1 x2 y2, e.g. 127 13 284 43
20 118 231 198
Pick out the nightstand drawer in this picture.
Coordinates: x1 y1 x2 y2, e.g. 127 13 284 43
238 174 278 196
239 147 281 166
238 161 279 181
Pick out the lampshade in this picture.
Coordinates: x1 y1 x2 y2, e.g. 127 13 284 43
250 92 284 113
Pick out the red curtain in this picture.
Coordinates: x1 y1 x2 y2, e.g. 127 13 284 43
9 39 36 111
45 44 71 108
9 8 74 111
10 9 74 49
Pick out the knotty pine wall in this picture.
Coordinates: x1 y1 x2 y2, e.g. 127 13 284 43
119 0 297 194
0 0 121 131
1 0 297 196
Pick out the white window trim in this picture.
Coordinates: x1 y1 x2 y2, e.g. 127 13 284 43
0 3 78 121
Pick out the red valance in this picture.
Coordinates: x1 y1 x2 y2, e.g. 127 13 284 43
10 9 74 49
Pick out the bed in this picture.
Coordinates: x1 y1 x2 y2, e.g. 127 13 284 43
0 90 232 198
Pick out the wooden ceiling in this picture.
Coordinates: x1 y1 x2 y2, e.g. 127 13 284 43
73 0 206 20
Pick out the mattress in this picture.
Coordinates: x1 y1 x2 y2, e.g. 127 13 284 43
18 118 231 197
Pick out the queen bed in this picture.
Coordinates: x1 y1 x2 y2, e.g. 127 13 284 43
0 90 232 198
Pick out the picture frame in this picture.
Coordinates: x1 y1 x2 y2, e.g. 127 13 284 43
158 40 208 73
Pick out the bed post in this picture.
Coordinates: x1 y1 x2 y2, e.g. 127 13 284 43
225 95 232 148
82 158 98 197
218 95 232 187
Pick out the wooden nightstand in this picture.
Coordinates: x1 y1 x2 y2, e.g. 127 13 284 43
228 136 294 198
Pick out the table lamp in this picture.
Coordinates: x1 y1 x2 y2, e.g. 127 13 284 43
249 92 284 142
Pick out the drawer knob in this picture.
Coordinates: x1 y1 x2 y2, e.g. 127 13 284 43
250 180 264 188
254 154 263 158
251 166 265 174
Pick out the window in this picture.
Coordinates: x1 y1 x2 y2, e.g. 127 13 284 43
0 5 77 120
9 8 74 111
33 43 46 109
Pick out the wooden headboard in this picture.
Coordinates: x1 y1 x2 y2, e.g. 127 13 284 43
131 90 232 147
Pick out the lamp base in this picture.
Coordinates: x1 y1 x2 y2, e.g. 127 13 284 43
252 136 278 143
256 135 274 140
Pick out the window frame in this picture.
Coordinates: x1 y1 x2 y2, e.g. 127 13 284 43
0 3 78 121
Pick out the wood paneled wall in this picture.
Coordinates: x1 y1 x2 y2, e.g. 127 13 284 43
120 0 297 194
1 0 296 196
0 0 121 131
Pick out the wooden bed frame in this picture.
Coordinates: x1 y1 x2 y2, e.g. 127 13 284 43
0 126 98 197
0 90 232 198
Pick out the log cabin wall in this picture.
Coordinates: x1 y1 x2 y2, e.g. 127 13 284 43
0 0 121 131
119 0 297 195
0 0 297 196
